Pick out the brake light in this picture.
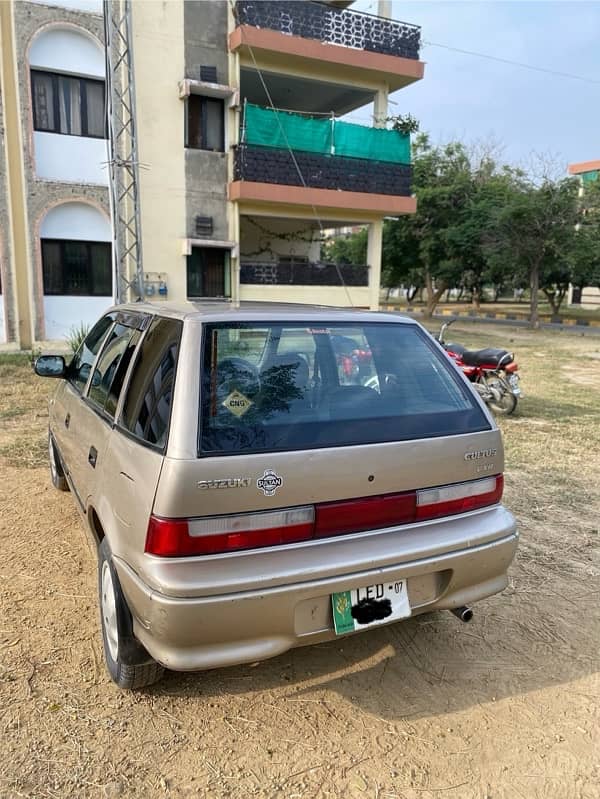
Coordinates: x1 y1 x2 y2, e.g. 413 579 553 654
145 476 503 557
315 491 415 538
505 362 519 373
416 474 503 520
145 507 314 556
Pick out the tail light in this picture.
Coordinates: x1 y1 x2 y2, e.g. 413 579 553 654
416 474 503 520
505 362 519 373
146 507 314 556
145 475 504 557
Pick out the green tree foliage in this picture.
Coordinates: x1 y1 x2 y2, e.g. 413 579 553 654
382 135 510 316
485 177 580 324
325 138 600 325
381 134 600 324
322 227 367 265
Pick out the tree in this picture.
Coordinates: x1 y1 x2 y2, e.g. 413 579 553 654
382 135 476 316
444 170 517 309
383 135 522 316
322 228 367 265
486 177 580 326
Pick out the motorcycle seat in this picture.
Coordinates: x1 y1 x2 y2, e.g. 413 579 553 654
446 343 512 367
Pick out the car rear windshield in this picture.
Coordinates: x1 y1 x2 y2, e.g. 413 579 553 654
199 321 490 456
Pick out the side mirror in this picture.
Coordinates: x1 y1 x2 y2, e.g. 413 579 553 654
34 355 67 378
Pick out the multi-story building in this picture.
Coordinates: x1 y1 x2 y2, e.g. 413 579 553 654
0 0 423 347
133 0 423 312
568 159 600 308
0 0 111 347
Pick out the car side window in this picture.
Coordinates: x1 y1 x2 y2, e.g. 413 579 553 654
68 314 114 393
87 323 140 418
120 317 182 448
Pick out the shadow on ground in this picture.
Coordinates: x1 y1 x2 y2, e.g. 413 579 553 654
147 564 599 723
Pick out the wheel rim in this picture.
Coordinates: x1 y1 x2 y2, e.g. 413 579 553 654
485 379 516 414
48 437 58 481
101 561 119 662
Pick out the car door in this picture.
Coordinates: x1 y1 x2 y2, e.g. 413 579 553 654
50 314 116 505
70 318 145 511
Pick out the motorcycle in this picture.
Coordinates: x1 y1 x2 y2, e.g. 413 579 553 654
437 320 521 415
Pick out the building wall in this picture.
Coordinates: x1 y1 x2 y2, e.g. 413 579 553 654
0 3 31 345
240 217 321 262
239 284 370 307
133 0 187 303
40 201 112 339
0 87 8 342
183 1 230 253
0 0 110 344
580 287 600 308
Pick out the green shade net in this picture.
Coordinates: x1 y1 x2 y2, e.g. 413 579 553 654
244 103 332 155
243 104 411 165
333 120 410 164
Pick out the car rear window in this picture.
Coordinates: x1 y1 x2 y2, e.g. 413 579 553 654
199 321 490 456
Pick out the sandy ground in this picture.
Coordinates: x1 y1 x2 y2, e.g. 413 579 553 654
0 325 599 799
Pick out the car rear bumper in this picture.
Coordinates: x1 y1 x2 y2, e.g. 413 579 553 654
114 517 518 672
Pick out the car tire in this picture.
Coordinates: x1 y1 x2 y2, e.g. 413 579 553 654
48 433 69 492
98 538 164 689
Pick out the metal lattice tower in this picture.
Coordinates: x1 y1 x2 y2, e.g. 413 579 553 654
104 0 144 303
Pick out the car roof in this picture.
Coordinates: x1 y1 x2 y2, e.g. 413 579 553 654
110 300 417 325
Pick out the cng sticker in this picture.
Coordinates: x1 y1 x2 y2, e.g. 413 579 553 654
222 390 253 418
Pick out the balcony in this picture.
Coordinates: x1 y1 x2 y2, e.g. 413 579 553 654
230 105 414 215
240 260 368 287
231 2 424 95
235 1 421 61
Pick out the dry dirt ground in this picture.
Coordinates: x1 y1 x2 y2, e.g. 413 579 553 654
0 324 599 799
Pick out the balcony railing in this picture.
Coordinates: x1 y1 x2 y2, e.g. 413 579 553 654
234 144 412 197
235 1 421 61
240 261 369 286
235 104 413 197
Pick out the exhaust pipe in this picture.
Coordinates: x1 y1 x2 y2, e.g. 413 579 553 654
450 606 473 623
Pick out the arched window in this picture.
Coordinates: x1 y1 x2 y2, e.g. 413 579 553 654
30 27 105 139
40 203 112 297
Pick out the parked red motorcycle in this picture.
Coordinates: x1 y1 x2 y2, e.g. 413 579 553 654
437 320 521 414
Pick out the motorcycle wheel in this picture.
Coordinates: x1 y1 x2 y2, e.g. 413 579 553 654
484 376 517 415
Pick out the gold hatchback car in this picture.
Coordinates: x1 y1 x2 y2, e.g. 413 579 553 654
35 302 518 689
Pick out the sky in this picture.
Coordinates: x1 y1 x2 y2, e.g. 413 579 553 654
350 0 600 171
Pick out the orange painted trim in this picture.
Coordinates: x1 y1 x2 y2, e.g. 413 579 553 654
229 181 416 215
229 26 424 84
568 159 600 175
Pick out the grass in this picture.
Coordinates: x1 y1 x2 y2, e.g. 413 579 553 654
0 353 52 469
0 434 48 468
383 297 600 322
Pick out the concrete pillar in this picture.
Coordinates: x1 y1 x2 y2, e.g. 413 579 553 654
227 3 241 307
378 0 392 19
367 219 383 311
373 85 389 128
0 1 33 348
230 203 241 307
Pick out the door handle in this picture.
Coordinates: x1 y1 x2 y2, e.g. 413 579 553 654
65 413 70 429
88 446 98 468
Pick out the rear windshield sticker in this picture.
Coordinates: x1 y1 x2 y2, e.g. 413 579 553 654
306 328 330 335
257 469 283 497
222 390 253 418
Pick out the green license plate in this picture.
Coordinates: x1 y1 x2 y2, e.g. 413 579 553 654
332 580 411 635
